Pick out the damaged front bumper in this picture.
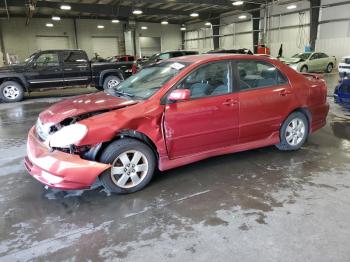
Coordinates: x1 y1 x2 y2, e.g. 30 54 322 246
24 126 111 190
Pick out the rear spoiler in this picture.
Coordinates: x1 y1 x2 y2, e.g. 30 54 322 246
301 73 324 81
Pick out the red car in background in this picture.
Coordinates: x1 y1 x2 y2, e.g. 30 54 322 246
106 55 135 63
25 54 329 194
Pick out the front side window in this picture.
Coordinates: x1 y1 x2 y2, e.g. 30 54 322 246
177 61 231 99
310 53 319 60
114 61 189 99
35 53 59 67
237 60 288 90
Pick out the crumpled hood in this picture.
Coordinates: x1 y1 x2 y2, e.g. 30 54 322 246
39 92 138 124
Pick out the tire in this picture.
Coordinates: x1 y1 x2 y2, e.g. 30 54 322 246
99 138 156 194
95 86 104 91
300 65 308 73
0 81 24 103
103 75 121 90
276 112 309 151
325 63 333 73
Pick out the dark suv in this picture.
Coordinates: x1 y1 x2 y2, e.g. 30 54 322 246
0 49 133 103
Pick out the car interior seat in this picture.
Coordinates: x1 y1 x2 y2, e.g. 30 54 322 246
257 69 277 87
189 69 211 98
210 69 229 96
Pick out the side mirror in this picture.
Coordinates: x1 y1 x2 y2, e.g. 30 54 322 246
168 89 191 102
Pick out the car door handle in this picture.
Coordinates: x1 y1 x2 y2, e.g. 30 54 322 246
222 99 239 106
279 89 292 96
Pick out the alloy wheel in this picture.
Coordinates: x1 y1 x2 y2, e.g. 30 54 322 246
110 150 149 189
327 64 333 73
3 85 20 100
285 118 306 146
107 79 120 89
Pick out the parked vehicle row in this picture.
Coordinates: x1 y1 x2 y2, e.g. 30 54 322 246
0 47 342 104
0 49 133 102
25 54 329 194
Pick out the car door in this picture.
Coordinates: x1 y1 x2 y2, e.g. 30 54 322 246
236 59 293 144
61 50 90 86
164 60 239 159
319 53 330 71
25 52 63 89
308 53 321 72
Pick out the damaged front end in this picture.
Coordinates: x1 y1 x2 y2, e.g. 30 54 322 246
26 110 115 190
36 110 109 160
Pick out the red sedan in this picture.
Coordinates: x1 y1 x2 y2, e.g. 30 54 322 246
25 54 329 194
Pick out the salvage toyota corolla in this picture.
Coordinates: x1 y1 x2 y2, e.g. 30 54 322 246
25 54 329 194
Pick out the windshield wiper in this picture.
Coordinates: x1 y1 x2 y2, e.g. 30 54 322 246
114 90 135 98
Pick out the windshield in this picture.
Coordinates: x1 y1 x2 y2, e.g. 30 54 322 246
114 61 189 99
292 53 311 60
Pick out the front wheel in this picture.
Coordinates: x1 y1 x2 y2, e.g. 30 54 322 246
326 63 333 73
276 112 309 151
99 139 156 194
103 75 121 90
0 81 24 103
300 65 308 73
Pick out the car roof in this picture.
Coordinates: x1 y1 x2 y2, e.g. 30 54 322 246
167 54 275 64
39 49 83 52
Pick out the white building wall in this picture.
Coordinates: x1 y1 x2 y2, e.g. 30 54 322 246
0 18 182 61
219 16 253 51
317 0 350 59
261 0 310 57
134 22 182 57
184 22 213 53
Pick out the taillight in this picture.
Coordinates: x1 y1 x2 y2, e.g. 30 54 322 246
132 63 137 74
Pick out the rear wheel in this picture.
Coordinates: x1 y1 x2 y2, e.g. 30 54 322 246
276 112 309 151
99 139 156 194
0 81 24 103
103 75 121 90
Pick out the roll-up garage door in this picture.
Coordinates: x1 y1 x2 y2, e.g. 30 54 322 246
139 37 161 57
92 37 119 58
36 36 70 50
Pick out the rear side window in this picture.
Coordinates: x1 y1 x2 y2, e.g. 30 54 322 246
159 53 171 60
63 51 88 63
172 52 184 58
319 53 328 58
237 60 288 90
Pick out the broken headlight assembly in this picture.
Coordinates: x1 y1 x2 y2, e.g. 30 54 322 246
49 123 88 148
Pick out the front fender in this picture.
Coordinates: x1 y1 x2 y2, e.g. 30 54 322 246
0 73 29 91
76 101 168 158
